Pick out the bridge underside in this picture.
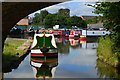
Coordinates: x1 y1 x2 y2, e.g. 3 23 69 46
2 2 63 51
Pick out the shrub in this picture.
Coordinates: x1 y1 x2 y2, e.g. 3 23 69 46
97 35 119 67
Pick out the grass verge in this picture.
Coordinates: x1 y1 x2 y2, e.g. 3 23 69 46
3 38 27 61
97 35 119 67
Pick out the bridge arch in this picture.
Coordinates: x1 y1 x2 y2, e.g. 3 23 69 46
2 1 69 50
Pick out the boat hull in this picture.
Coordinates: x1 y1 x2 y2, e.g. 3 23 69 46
31 49 58 58
31 53 58 58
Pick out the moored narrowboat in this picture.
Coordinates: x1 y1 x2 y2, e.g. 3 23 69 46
30 32 58 58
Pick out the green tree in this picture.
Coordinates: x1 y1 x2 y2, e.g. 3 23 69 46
40 10 49 22
32 10 49 25
32 13 41 25
92 2 120 49
44 13 68 27
52 13 68 26
58 8 70 16
32 9 87 29
43 13 56 27
91 2 120 32
67 16 87 28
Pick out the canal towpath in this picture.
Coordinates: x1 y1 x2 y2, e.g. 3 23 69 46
16 38 33 56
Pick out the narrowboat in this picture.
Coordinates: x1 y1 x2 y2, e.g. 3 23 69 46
30 32 58 58
52 30 62 36
69 30 81 39
69 30 75 39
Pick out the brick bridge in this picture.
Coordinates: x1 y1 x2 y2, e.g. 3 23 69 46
2 1 69 50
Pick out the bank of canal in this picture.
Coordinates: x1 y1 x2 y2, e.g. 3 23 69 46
3 38 32 73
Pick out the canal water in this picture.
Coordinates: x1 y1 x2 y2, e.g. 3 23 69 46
3 35 120 79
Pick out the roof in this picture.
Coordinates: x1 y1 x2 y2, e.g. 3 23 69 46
87 23 103 28
17 19 29 25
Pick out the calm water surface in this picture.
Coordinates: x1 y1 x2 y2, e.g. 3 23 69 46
4 36 119 79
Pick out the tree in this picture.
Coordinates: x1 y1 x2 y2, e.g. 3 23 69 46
92 2 120 47
43 13 55 27
58 8 70 16
44 13 68 27
52 13 68 26
32 13 41 25
32 9 87 29
67 16 87 28
91 2 120 32
40 10 49 22
32 10 49 25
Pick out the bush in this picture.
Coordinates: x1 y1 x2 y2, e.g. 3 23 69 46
97 35 119 67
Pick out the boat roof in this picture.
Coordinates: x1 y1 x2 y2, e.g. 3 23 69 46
31 33 57 49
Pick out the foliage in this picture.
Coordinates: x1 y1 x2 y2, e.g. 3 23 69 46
97 36 113 59
32 10 49 25
44 14 87 28
32 13 41 25
91 2 120 67
49 13 68 26
43 13 55 27
58 8 70 16
97 35 119 67
67 16 87 28
32 8 87 29
93 2 120 32
40 10 49 21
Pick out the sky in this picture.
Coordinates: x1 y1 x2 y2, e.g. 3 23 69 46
28 0 100 17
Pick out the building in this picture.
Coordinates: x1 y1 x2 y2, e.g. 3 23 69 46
87 21 104 30
80 15 105 30
16 16 29 25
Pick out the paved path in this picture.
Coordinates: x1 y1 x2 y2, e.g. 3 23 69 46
16 39 33 51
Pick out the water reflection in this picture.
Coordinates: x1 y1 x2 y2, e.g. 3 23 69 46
3 52 29 73
96 59 120 79
54 37 98 78
30 55 58 79
80 40 87 48
55 37 98 52
69 39 79 46
55 38 69 54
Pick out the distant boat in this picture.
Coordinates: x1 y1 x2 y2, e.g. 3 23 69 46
30 31 58 58
69 30 81 39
